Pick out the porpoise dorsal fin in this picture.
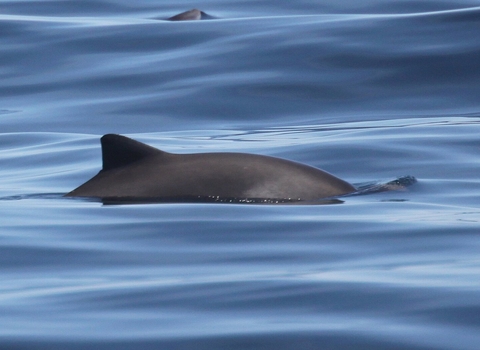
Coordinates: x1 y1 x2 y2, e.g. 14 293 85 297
101 134 163 171
167 9 201 21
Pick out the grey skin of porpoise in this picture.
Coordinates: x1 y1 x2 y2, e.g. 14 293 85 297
166 9 216 21
65 134 356 202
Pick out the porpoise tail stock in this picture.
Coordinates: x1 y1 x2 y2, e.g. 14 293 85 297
65 134 356 204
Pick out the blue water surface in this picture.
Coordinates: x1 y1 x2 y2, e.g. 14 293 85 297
1 0 480 349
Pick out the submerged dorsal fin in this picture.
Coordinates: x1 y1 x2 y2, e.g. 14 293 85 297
101 134 163 171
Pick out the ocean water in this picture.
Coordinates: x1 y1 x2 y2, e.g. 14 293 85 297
1 1 480 349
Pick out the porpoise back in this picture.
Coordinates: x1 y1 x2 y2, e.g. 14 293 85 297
65 134 355 202
166 9 216 21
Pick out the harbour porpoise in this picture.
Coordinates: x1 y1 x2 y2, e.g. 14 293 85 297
65 134 356 203
166 9 216 21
